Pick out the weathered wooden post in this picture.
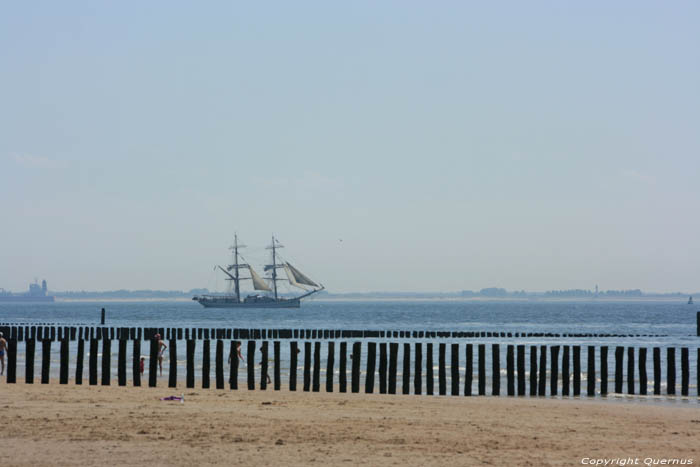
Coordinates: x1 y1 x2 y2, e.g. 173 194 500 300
230 341 239 390
465 343 473 396
516 344 525 396
89 338 98 385
312 341 320 392
101 307 105 325
529 345 537 396
506 345 514 396
25 338 36 384
573 345 581 396
478 344 486 396
169 339 178 388
389 342 398 395
7 339 17 384
681 347 689 396
627 347 635 394
414 342 423 395
149 337 158 388
450 343 459 396
667 347 676 395
247 340 255 390
491 344 500 396
366 342 377 393
639 347 647 395
653 347 661 395
118 338 127 386
426 343 434 395
41 339 51 384
379 343 388 394
274 341 281 391
186 340 195 388
403 343 411 395
339 342 347 393
60 337 69 384
351 342 361 393
303 341 312 392
550 346 559 396
538 345 547 396
586 346 595 396
132 339 141 387
290 341 298 391
600 346 608 395
439 343 447 396
326 341 335 392
201 339 210 389
614 346 624 394
562 346 570 396
216 339 224 390
76 338 84 385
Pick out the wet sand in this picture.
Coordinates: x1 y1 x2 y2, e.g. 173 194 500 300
2 381 698 466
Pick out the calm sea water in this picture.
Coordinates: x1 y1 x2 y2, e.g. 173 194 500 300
1 299 698 401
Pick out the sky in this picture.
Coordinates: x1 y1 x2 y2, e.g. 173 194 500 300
1 1 699 294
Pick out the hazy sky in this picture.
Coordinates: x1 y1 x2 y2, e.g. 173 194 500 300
1 1 699 293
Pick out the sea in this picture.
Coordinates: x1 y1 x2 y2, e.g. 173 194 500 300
1 299 698 402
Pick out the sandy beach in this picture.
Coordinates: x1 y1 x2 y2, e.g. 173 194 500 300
1 382 698 466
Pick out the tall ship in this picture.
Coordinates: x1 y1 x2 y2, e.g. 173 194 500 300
193 235 324 308
0 279 55 302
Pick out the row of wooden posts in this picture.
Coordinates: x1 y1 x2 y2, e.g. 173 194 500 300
3 338 699 397
0 325 672 342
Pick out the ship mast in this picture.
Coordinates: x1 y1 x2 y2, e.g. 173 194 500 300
229 234 246 303
267 235 284 300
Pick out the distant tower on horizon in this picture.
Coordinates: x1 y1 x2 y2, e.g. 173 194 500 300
42 279 47 296
595 284 599 296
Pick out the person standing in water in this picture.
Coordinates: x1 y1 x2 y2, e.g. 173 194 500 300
154 333 167 376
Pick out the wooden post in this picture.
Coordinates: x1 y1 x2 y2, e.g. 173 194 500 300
529 345 537 396
600 346 608 396
149 338 158 388
25 338 36 384
627 347 635 395
290 341 298 391
587 346 595 396
465 344 473 396
505 345 514 396
491 344 500 396
132 339 141 387
274 341 281 391
186 340 195 389
414 343 422 395
639 347 647 395
550 346 559 396
303 341 312 392
169 339 178 388
653 347 661 395
76 339 84 385
89 339 98 385
379 343 388 394
326 341 335 392
562 346 570 396
403 343 411 395
259 341 268 390
681 347 689 396
230 341 239 390
216 339 224 390
450 343 459 396
478 344 486 396
667 347 676 395
6 339 17 384
118 339 127 386
389 342 398 395
426 343 434 395
365 342 377 394
60 338 69 384
516 344 525 396
339 342 347 393
41 339 51 384
201 339 210 389
439 343 447 396
538 345 546 396
614 346 624 394
573 345 580 396
312 341 320 392
351 342 361 393
247 340 255 390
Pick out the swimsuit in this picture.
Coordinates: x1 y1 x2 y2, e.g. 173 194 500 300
0 350 4 357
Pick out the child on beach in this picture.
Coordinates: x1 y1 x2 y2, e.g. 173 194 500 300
140 357 145 375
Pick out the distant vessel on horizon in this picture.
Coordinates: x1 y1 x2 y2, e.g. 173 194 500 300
688 296 693 305
0 279 55 302
192 235 324 308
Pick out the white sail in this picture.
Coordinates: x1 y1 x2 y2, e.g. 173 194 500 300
285 262 319 288
249 266 272 291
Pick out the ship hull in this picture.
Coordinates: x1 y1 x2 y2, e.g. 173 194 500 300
195 298 301 309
